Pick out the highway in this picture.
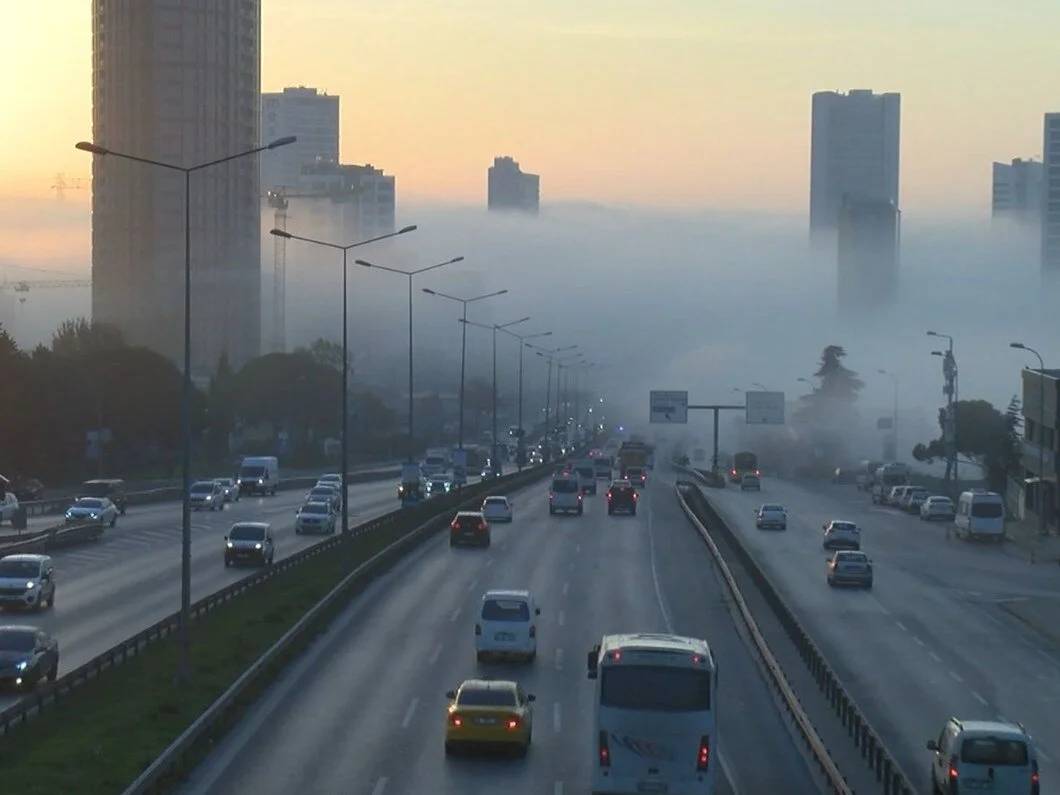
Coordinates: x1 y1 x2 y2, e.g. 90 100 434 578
180 472 822 795
705 476 1060 788
0 475 426 711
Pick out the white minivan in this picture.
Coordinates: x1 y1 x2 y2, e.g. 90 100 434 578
955 490 1005 541
237 456 280 496
549 476 583 516
475 589 539 662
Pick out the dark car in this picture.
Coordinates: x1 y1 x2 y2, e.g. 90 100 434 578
606 480 638 515
224 523 275 567
449 511 491 548
0 626 59 690
81 479 127 515
13 478 44 502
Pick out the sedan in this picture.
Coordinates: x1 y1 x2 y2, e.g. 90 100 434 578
295 501 337 535
190 480 226 511
755 504 787 530
826 550 873 588
481 496 513 523
316 473 342 489
445 679 535 756
450 512 491 548
305 486 341 512
65 497 118 527
0 625 59 689
920 496 955 522
822 520 861 550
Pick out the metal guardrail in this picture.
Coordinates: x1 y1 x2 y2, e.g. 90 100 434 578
675 474 915 795
0 520 103 555
0 462 551 748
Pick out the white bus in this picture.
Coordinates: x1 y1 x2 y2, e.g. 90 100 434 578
587 633 718 795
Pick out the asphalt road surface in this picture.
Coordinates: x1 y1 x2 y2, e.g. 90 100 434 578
181 472 821 795
706 476 1060 789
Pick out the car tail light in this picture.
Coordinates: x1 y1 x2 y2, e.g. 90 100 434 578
449 714 463 728
478 521 488 531
1031 760 1040 795
549 493 555 501
475 624 482 636
598 731 611 767
529 625 536 638
578 494 583 501
633 492 639 500
607 491 613 500
948 755 959 782
450 520 459 531
697 735 710 771
506 715 521 730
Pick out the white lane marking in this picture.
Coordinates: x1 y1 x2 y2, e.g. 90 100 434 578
877 603 892 616
949 670 964 683
562 581 570 597
719 749 742 795
555 648 564 670
647 506 674 632
429 643 443 664
576 543 581 553
972 691 988 706
1039 748 1053 764
485 558 494 568
401 697 419 729
895 621 908 632
449 608 461 623
558 609 566 627
928 651 942 663
371 777 388 795
553 701 562 733
913 636 926 647
466 578 479 592
553 783 564 795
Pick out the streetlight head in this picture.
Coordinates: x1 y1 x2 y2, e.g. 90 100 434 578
267 135 297 149
877 369 886 375
1010 342 1025 349
926 330 937 337
354 259 373 268
422 288 436 295
269 228 292 239
450 256 465 264
496 289 509 296
398 225 418 234
931 351 943 357
76 141 108 155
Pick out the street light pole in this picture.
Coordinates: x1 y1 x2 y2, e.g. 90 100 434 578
496 329 551 470
270 225 418 539
78 135 296 684
356 255 463 461
1011 342 1048 536
928 331 958 487
531 343 576 459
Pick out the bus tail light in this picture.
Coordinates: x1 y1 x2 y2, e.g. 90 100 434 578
697 736 710 771
598 731 611 767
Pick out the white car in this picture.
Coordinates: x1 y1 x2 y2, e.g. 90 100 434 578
65 497 118 527
295 501 337 535
755 504 787 529
481 496 513 523
549 476 583 516
317 473 342 489
305 485 341 512
0 493 19 526
899 487 930 512
920 495 955 521
190 480 226 511
0 554 55 611
740 473 762 491
822 520 861 550
927 718 1040 795
426 474 453 497
475 589 539 662
826 550 873 588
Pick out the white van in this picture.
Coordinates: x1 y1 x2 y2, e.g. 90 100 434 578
955 490 1005 541
549 476 583 516
475 589 539 662
237 456 280 496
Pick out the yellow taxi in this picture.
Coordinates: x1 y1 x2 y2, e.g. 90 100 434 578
444 679 535 756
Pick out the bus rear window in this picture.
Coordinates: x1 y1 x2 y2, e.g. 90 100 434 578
961 738 1028 765
971 502 1003 518
601 666 711 712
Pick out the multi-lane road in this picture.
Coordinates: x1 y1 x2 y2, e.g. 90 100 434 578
180 473 822 795
0 476 408 711
706 476 1060 787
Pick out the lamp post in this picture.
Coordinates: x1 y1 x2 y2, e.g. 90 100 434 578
532 344 577 459
421 287 508 454
1010 342 1048 536
270 225 417 537
878 369 899 461
928 331 958 487
356 256 463 461
555 353 584 449
460 316 531 476
77 134 296 683
496 328 552 469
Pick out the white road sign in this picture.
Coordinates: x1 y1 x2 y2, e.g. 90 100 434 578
649 390 689 424
746 391 785 425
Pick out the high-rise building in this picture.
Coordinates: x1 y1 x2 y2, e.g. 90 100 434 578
91 0 262 373
992 157 1043 222
261 87 340 191
488 156 539 213
1042 113 1060 277
810 90 901 237
836 196 899 312
296 160 396 239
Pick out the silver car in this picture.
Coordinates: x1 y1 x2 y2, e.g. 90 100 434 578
920 495 955 521
190 480 226 511
305 485 341 512
214 478 240 503
295 501 336 535
65 497 118 527
826 550 873 588
0 555 55 611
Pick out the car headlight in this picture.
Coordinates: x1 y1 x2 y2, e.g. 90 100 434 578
25 581 36 589
255 543 262 550
226 542 234 548
16 661 27 671
257 478 264 484
90 513 100 519
205 495 212 501
65 511 73 518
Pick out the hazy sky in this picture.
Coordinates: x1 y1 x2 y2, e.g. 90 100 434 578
2 1 1058 214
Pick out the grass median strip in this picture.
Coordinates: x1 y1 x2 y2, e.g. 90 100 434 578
0 522 415 794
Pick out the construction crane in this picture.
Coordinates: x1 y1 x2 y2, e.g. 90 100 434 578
0 278 92 305
51 173 87 200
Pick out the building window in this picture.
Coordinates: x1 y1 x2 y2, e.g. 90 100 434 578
1026 418 1037 444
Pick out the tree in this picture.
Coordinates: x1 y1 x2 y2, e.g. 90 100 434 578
912 398 1019 490
0 322 18 361
299 337 351 374
51 318 125 357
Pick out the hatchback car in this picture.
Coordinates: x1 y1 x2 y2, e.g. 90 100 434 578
822 520 861 550
475 590 539 661
606 480 638 515
481 496 513 523
305 485 341 512
450 512 491 548
0 625 59 689
427 474 453 497
190 480 226 511
826 550 873 588
65 496 118 527
927 718 1040 795
295 501 336 535
0 555 55 611
920 495 956 522
741 473 762 491
224 522 275 567
445 679 535 756
900 487 930 513
755 504 787 529
214 478 240 503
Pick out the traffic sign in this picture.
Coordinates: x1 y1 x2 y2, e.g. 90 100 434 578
649 390 688 423
745 391 785 425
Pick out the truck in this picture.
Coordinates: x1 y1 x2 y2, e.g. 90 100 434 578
237 456 279 496
730 451 759 483
421 448 450 477
871 463 910 504
617 441 650 477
